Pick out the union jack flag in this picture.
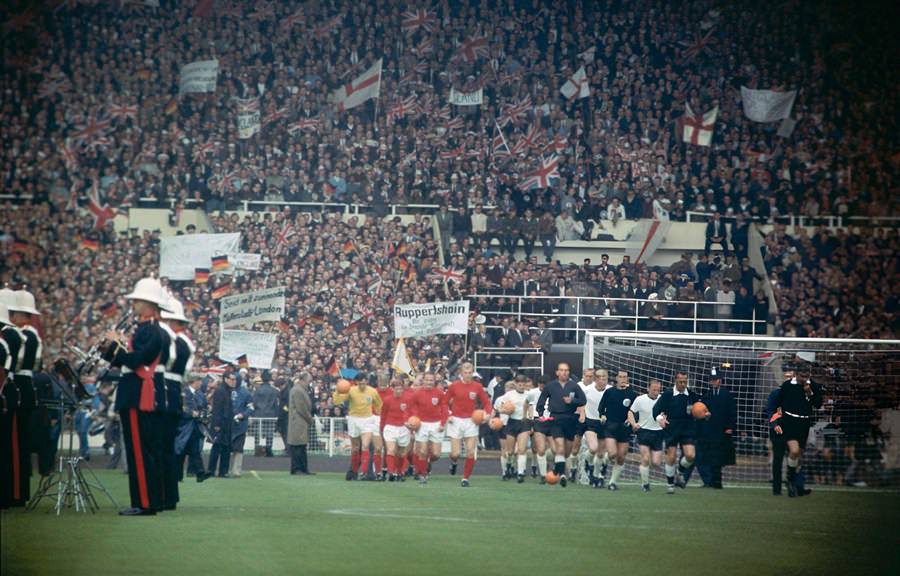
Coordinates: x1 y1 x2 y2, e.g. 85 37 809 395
399 61 428 85
435 105 451 122
492 120 510 158
545 134 568 155
281 8 305 28
217 170 238 193
387 95 418 125
439 145 465 160
455 35 489 63
428 267 466 284
192 140 219 162
312 14 342 38
276 222 296 246
412 37 433 56
498 95 532 127
108 103 138 122
86 182 118 230
443 116 464 132
70 114 111 145
402 9 436 33
679 30 716 62
263 107 288 126
287 117 321 133
83 135 114 152
518 155 560 190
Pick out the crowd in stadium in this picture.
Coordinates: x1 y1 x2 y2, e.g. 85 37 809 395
1 0 897 490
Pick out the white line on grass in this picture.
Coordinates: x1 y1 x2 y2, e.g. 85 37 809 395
250 470 261 480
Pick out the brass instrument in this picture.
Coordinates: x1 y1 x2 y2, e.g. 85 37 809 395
76 312 132 376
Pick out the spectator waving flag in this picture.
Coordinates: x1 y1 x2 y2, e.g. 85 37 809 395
402 9 436 33
492 120 511 158
107 102 138 123
518 155 560 190
86 182 117 230
560 66 590 100
454 34 489 63
287 117 321 133
331 59 382 112
678 30 716 62
387 95 418 125
681 103 718 146
70 113 111 146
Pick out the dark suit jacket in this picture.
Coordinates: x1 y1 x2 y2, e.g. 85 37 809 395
697 386 737 467
705 219 727 242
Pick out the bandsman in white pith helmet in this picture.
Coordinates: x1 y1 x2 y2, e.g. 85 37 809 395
103 276 168 516
0 297 23 509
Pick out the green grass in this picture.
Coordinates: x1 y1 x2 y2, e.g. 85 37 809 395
2 470 899 576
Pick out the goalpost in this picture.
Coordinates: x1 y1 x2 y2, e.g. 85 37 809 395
583 331 900 487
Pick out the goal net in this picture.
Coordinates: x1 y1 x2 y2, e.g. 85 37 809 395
583 331 900 487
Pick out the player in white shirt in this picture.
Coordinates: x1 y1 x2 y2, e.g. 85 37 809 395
492 380 513 480
580 368 612 487
525 378 551 483
627 379 664 492
570 368 595 480
493 375 532 483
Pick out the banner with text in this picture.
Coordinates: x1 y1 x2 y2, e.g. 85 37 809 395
219 286 286 328
235 97 261 139
159 233 241 280
394 300 470 338
448 87 483 106
228 252 262 271
219 330 278 369
179 59 219 94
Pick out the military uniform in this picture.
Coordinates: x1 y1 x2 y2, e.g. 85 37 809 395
0 315 22 509
697 383 737 489
16 323 42 504
108 317 163 514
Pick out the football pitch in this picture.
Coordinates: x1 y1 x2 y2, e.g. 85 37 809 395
2 470 898 576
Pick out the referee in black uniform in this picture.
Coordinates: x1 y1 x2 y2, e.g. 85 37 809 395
536 362 585 487
774 364 822 497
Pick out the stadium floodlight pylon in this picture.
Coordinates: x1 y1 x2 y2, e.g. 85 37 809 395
583 331 900 485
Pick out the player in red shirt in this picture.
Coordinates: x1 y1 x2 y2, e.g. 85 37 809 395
411 371 448 484
446 362 493 487
373 380 392 480
380 378 417 481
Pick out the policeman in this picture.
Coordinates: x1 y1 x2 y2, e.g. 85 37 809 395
0 300 22 509
8 289 42 506
103 277 167 516
774 363 822 497
696 368 737 489
158 294 194 509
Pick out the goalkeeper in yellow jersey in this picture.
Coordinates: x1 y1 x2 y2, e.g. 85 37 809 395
332 372 383 480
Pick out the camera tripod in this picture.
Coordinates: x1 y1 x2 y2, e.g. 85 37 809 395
27 400 119 515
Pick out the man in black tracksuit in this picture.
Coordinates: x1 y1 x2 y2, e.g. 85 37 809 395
774 365 822 497
653 370 700 493
536 362 585 487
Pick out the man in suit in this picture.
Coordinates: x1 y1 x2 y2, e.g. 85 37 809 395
435 204 454 257
470 317 493 350
207 374 234 478
176 374 210 482
252 373 280 457
704 212 730 256
696 368 736 489
288 374 314 475
229 376 255 477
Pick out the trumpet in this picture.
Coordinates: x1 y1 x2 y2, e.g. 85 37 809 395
76 312 132 375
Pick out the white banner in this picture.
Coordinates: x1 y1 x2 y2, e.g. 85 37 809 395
235 97 261 139
218 330 278 369
740 87 797 123
229 252 261 271
219 286 286 329
159 233 241 280
393 300 470 338
179 59 219 94
448 87 483 106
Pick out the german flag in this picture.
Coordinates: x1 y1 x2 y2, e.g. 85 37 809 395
307 311 326 325
211 254 229 272
211 283 231 300
195 268 210 284
325 356 340 377
164 96 179 115
398 256 410 271
100 301 119 318
236 354 250 369
395 241 408 255
276 319 290 333
183 300 200 315
12 241 29 254
80 238 99 252
405 265 417 284
342 239 356 255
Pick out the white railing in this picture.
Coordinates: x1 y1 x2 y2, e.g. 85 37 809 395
467 293 762 341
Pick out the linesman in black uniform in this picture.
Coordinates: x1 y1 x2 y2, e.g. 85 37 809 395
597 370 638 491
8 289 43 506
653 370 700 493
0 300 22 509
536 362 585 487
103 277 169 516
774 364 822 497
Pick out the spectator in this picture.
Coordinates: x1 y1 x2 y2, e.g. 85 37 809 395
288 374 314 476
555 210 583 242
705 213 729 256
538 212 557 263
252 375 280 457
